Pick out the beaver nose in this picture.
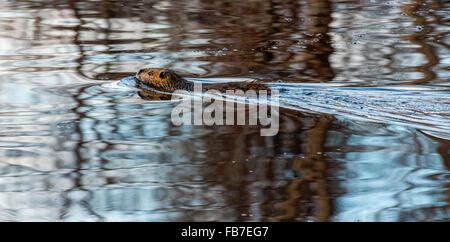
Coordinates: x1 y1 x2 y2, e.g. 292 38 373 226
138 69 144 74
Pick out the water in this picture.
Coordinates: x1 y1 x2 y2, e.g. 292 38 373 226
0 0 449 221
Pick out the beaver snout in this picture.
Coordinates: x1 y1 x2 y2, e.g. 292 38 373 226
136 68 151 80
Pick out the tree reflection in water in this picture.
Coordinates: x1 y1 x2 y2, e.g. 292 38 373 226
0 0 448 221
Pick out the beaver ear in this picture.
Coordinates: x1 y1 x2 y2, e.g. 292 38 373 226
159 71 166 79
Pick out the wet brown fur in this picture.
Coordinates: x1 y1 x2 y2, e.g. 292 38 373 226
136 68 194 92
135 68 270 99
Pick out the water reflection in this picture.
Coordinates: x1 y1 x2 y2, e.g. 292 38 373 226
0 0 448 221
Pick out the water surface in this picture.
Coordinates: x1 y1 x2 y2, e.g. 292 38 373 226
0 0 449 221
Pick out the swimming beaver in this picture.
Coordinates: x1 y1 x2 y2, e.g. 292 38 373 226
133 68 270 100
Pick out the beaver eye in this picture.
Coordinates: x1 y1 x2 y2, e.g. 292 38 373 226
159 72 166 79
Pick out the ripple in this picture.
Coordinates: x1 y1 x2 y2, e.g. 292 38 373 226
0 0 449 222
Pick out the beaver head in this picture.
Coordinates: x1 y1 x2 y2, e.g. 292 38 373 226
136 68 190 92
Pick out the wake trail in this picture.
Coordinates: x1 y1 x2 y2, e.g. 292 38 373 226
271 83 450 135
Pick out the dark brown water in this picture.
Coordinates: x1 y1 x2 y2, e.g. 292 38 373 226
0 0 449 221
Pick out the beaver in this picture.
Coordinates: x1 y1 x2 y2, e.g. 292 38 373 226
133 68 270 100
